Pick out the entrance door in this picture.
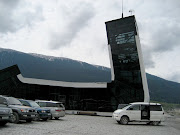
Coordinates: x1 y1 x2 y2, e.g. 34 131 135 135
141 105 150 120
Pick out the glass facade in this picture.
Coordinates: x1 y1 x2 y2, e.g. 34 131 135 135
106 16 144 105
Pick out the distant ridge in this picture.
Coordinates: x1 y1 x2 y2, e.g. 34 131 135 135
0 48 180 103
0 47 111 82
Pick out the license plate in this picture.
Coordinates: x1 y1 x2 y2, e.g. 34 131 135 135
48 114 51 115
2 116 9 120
31 115 35 117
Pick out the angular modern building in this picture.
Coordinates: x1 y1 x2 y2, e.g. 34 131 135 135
105 15 149 104
0 15 149 111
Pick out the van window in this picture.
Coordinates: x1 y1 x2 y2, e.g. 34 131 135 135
118 104 128 109
150 105 162 111
127 104 140 110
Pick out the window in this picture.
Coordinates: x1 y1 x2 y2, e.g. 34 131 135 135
0 97 7 105
115 31 135 45
150 105 162 111
8 97 22 105
28 101 40 108
46 102 64 108
127 104 140 110
38 102 46 107
21 100 30 106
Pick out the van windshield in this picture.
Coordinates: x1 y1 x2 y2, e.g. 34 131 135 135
117 104 129 109
121 104 131 110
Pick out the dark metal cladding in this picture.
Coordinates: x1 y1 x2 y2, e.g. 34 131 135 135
106 15 144 105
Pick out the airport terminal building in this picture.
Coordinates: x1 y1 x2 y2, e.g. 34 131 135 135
0 16 149 111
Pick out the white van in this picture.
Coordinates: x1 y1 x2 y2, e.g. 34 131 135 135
113 102 165 125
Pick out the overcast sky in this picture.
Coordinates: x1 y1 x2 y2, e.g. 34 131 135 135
0 0 180 83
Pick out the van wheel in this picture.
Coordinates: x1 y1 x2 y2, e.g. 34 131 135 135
12 112 19 124
152 121 160 126
120 116 129 125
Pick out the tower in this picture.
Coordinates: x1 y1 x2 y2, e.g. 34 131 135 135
106 16 150 105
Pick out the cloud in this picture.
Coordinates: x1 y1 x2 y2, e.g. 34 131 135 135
137 0 180 70
0 0 20 32
141 18 180 69
169 72 180 83
48 2 95 49
0 0 43 33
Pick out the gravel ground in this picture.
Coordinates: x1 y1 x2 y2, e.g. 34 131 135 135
0 114 179 135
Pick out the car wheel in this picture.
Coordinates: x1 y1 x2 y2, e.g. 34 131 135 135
152 121 160 126
55 117 59 120
0 122 7 126
34 114 40 121
12 112 19 124
120 116 129 125
26 119 32 122
42 118 48 121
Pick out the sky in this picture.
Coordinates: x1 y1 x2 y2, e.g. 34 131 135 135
0 0 180 83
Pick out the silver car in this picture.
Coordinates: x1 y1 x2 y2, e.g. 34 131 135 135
35 100 65 120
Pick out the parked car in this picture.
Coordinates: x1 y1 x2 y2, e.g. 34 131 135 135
19 99 51 121
35 100 65 119
0 95 37 123
0 97 13 126
112 102 165 125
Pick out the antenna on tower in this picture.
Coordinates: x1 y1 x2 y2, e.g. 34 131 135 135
121 0 124 18
129 9 134 16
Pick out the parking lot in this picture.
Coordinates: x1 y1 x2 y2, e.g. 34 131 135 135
0 114 180 135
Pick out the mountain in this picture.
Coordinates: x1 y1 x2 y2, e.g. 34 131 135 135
0 48 111 82
0 48 180 103
147 73 180 104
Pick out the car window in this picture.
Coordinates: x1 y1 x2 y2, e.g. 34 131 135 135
0 97 7 105
118 104 129 109
57 103 64 108
141 105 150 111
46 102 61 107
28 101 40 108
46 102 55 107
37 101 64 108
150 105 162 111
8 97 22 105
20 100 30 106
37 102 46 107
127 104 140 110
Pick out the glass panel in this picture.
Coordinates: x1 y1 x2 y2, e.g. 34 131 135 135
150 105 162 111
